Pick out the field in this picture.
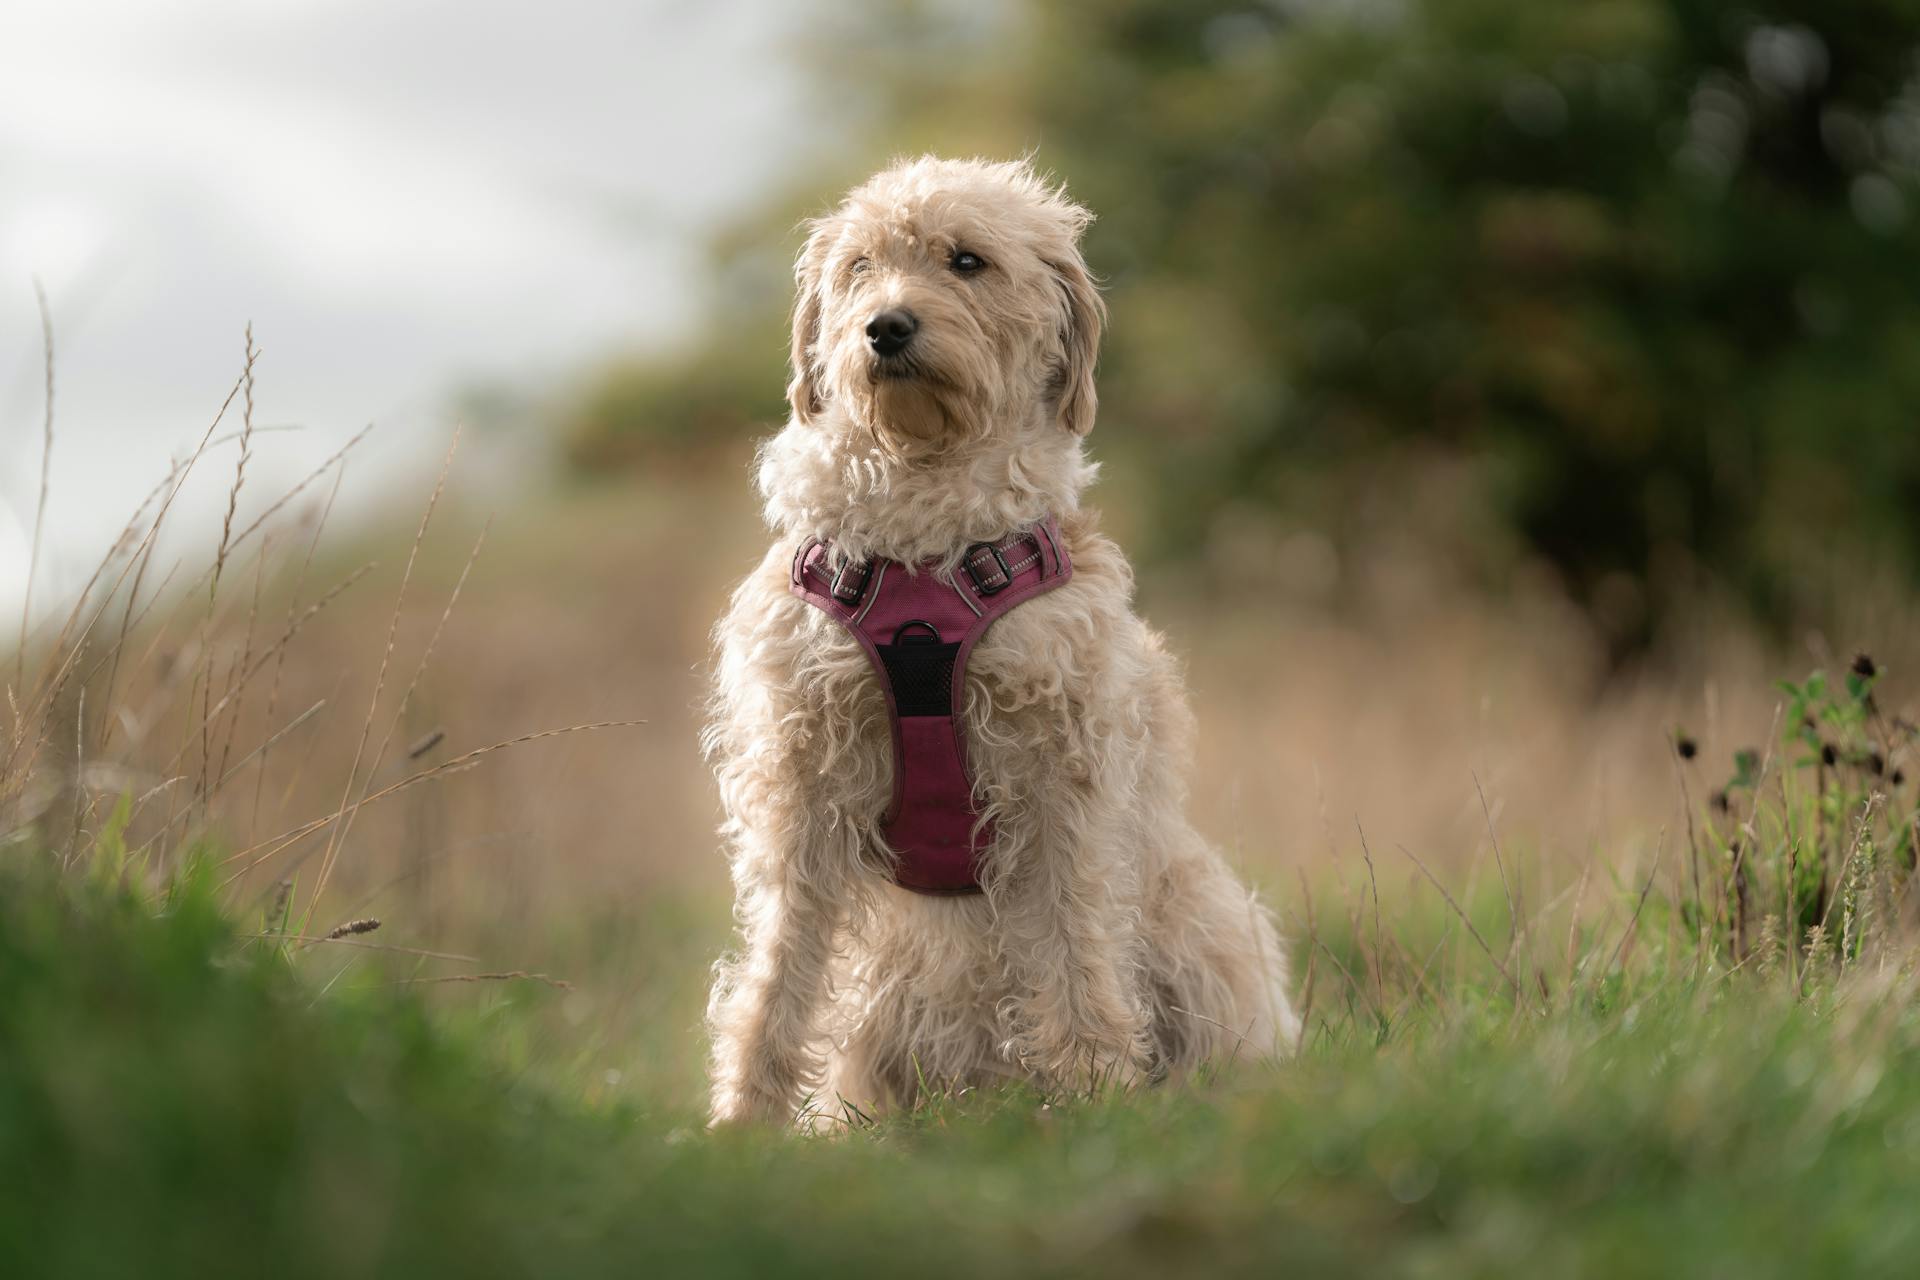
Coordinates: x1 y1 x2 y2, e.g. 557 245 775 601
13 0 1920 1270
8 851 1920 1277
6 422 1920 1277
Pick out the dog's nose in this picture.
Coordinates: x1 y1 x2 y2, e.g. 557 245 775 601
866 308 918 357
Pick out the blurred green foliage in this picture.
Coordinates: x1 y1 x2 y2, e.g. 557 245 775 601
570 0 1920 646
562 320 787 472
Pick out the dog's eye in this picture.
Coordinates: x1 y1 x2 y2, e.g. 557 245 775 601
950 251 986 275
850 257 871 276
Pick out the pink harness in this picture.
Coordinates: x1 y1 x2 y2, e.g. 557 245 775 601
790 517 1074 895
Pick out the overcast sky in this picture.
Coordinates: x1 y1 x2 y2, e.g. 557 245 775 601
0 0 815 614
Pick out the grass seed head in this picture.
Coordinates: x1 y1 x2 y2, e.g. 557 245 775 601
1755 914 1784 978
1805 923 1833 967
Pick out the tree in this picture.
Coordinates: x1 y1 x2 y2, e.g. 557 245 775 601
571 0 1920 649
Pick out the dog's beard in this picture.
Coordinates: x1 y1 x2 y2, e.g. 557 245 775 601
867 377 956 445
843 360 992 455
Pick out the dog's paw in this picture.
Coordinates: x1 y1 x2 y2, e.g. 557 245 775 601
707 1082 794 1130
1011 1018 1152 1095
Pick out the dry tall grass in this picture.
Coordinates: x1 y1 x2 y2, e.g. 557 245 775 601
8 327 1920 1020
1 333 644 980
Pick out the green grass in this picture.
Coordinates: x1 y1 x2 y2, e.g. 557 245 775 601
6 858 1920 1279
6 403 1916 1276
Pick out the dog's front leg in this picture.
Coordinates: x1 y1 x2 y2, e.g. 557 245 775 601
706 817 841 1128
990 800 1151 1092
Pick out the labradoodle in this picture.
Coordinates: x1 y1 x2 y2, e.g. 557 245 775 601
705 156 1298 1127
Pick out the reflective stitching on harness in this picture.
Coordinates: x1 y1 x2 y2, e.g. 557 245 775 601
803 555 887 623
951 576 985 617
958 534 1045 604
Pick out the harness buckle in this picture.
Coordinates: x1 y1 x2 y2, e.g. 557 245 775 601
962 542 1012 595
830 559 873 606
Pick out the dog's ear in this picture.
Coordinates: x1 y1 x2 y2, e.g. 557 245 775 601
1049 251 1106 436
787 225 829 424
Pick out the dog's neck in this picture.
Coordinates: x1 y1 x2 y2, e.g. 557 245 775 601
757 413 1095 568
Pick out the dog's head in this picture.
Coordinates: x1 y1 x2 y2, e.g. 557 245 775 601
786 156 1104 448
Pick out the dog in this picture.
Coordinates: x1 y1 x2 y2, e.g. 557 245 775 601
705 156 1298 1127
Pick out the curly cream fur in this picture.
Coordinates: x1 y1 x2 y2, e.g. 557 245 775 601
705 156 1299 1127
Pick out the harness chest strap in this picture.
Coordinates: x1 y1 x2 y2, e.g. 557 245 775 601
788 517 1074 895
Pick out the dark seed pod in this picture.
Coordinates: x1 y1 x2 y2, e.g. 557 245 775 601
1894 769 1908 787
1822 743 1839 768
1868 751 1886 777
1676 735 1699 760
264 880 293 932
1710 790 1731 814
1852 653 1878 679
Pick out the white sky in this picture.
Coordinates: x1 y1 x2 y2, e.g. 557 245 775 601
0 0 815 616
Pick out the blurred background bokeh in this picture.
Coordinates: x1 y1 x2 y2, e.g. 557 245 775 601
7 0 1920 1052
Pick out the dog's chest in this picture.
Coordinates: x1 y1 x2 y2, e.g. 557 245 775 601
784 529 1080 893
